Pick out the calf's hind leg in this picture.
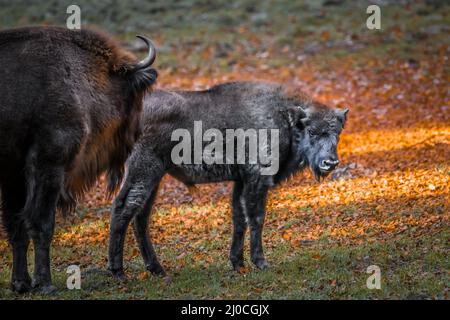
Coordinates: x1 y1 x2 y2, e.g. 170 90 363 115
108 152 164 279
1 176 32 293
132 185 165 275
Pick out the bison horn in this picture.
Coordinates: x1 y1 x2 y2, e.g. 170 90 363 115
134 35 156 70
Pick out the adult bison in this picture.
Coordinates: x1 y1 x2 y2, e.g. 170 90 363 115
0 26 157 293
108 81 348 278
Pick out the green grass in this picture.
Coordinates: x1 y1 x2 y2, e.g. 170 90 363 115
0 230 447 299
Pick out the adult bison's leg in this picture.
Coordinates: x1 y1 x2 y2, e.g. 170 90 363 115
24 152 64 293
1 176 32 293
230 181 247 271
242 181 269 270
132 185 165 275
108 151 164 280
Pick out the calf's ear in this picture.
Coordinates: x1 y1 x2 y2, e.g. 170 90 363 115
284 105 308 128
336 108 349 127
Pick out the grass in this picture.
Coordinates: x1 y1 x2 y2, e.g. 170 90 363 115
0 228 447 299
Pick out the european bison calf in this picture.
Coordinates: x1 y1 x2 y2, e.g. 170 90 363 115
109 82 348 278
0 26 157 293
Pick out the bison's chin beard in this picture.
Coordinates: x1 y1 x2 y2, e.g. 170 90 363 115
311 165 331 182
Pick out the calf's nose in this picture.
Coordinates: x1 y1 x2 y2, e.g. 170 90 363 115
322 159 339 170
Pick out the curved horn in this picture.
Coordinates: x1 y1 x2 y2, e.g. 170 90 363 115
134 35 156 70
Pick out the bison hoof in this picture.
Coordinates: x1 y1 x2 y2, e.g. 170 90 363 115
109 269 127 282
253 258 269 270
231 262 245 273
34 284 57 295
146 264 166 276
31 278 57 294
11 279 32 294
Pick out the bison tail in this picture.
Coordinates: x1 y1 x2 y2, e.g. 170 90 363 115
106 165 125 200
21 149 38 221
21 147 73 219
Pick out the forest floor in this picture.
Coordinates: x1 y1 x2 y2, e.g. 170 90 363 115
0 0 448 299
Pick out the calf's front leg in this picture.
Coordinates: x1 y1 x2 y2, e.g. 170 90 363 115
230 181 247 271
242 181 269 270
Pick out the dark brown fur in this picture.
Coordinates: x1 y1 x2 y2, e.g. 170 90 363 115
0 26 157 293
